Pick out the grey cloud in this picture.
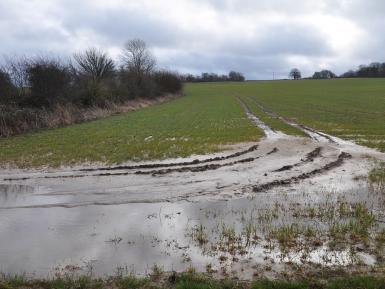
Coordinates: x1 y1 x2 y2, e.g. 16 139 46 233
221 24 332 57
57 2 182 48
0 0 384 79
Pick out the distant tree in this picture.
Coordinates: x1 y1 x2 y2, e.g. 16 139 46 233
341 61 385 78
181 71 244 82
341 69 356 78
228 71 245 81
289 68 301 80
121 39 156 75
201 72 210 82
312 70 336 79
184 74 195 82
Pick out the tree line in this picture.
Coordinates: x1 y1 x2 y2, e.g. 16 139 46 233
0 39 182 109
341 62 385 78
290 61 385 80
180 71 245 82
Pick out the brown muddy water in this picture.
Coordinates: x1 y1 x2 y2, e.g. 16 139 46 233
0 106 385 279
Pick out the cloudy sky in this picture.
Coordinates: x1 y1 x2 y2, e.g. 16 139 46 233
0 0 384 79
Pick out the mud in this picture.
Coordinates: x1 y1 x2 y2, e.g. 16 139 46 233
136 148 277 176
78 144 260 172
272 147 322 172
1 145 262 181
253 151 351 192
0 98 385 279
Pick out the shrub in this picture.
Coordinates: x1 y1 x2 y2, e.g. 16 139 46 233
25 58 72 107
153 70 183 95
72 48 115 107
0 69 17 105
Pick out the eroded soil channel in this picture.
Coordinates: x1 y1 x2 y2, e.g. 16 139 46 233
0 98 384 279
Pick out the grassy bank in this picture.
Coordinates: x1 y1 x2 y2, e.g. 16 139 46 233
1 272 385 289
0 88 262 167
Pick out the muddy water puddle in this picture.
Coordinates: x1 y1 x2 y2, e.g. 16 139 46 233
0 183 384 279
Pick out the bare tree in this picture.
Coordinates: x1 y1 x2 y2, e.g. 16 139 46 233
121 39 156 75
73 48 115 82
2 56 29 91
289 68 301 80
72 48 115 106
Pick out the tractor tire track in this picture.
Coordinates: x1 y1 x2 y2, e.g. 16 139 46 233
77 144 260 172
2 144 264 181
272 147 322 172
244 96 336 143
135 147 278 176
252 152 352 192
236 96 283 139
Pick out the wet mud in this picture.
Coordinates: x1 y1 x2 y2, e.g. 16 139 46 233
78 144 260 172
253 151 352 192
272 147 322 172
136 148 278 176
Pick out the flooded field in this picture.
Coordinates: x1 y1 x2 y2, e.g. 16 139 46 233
0 104 384 279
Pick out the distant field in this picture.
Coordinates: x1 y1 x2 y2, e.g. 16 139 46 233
213 78 385 152
187 79 385 151
1 78 384 167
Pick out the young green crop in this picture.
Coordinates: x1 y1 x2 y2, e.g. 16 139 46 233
0 86 262 167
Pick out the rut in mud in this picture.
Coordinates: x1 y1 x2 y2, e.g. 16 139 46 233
272 147 322 172
1 144 261 181
243 96 336 143
236 96 282 138
79 144 260 172
252 151 352 192
136 147 278 175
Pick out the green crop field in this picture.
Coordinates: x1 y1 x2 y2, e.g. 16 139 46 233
244 79 385 151
1 78 384 167
0 87 262 167
186 79 385 151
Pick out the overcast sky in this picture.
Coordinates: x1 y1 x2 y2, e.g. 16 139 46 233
1 0 384 79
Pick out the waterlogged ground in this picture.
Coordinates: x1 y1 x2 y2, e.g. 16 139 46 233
1 186 384 279
0 101 385 279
